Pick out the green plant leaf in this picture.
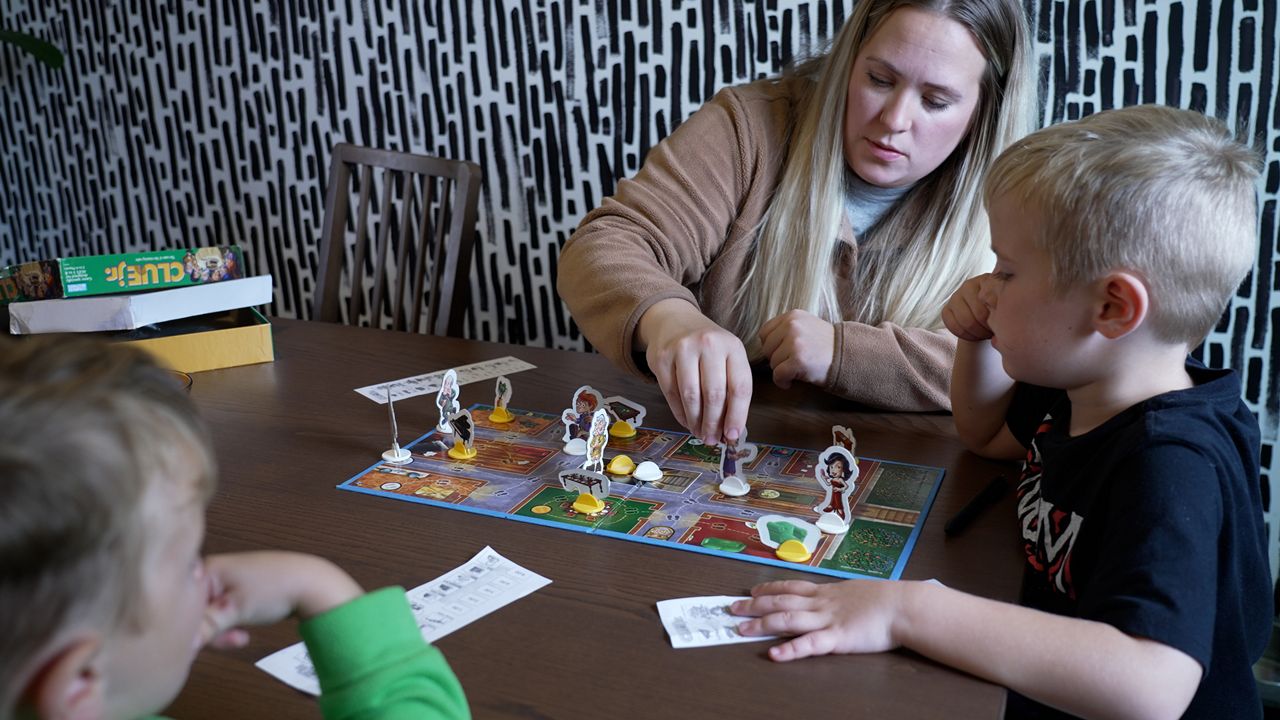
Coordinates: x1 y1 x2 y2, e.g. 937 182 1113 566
0 30 64 70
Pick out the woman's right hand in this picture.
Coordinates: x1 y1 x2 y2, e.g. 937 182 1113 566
636 298 752 445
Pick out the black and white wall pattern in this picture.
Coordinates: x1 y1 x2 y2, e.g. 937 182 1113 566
1 0 1277 560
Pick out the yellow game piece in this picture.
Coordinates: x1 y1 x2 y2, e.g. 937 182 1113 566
775 539 811 563
608 419 636 438
606 454 636 475
489 406 515 423
572 492 606 515
447 440 477 460
531 505 552 515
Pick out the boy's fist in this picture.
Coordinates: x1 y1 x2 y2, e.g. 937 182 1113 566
942 274 995 342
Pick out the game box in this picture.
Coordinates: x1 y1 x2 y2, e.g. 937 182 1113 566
0 245 245 304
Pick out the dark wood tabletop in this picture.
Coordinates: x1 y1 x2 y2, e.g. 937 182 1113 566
165 318 1023 719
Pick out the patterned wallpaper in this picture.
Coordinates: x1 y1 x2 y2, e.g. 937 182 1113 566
1 0 1277 563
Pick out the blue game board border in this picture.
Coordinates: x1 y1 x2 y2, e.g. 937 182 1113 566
336 423 944 581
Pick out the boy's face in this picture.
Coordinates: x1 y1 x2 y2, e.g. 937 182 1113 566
981 195 1097 388
101 478 208 719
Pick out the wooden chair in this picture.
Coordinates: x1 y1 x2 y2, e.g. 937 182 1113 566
313 144 482 336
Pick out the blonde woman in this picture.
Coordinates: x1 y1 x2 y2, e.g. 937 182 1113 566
558 0 1034 444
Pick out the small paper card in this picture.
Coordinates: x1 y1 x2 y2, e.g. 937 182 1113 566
355 357 537 404
656 595 778 649
256 547 550 695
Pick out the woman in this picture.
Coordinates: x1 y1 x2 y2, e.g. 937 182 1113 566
558 0 1033 444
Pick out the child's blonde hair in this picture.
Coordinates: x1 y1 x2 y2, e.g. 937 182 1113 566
985 104 1261 345
732 0 1034 350
0 337 216 715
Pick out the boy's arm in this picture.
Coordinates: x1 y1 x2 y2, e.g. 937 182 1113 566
734 580 1201 720
942 275 1022 459
202 553 470 719
301 588 470 720
951 339 1022 459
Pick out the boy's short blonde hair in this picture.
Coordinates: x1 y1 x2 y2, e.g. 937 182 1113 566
985 104 1260 345
0 337 216 714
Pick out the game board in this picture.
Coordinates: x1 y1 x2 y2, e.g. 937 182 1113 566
339 404 945 580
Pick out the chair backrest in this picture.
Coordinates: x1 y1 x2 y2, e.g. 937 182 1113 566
312 143 482 336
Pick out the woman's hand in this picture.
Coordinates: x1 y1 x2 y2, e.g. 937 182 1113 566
759 310 835 389
637 299 752 444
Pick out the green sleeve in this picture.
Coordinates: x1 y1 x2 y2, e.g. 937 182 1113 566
299 587 471 720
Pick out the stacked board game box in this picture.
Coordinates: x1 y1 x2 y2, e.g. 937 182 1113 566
0 245 245 304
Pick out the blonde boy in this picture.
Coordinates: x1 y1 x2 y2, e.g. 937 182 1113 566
0 337 469 719
733 106 1271 718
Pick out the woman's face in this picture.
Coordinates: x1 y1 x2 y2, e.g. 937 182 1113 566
843 7 988 188
829 458 847 480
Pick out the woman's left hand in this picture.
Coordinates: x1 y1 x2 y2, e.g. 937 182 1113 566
759 310 836 389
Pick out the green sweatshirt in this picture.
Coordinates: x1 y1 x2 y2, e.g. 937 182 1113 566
154 587 470 719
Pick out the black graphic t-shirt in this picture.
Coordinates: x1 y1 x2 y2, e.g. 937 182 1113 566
1002 362 1271 719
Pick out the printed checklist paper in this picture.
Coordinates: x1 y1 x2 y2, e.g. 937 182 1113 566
354 356 537 404
256 547 551 695
656 595 778 649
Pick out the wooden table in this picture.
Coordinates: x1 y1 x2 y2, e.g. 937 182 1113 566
166 319 1023 719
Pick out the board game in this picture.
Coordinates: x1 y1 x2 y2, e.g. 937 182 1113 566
339 404 945 580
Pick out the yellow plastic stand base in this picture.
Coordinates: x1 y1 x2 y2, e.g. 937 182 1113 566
775 539 812 563
608 420 636 438
606 454 636 475
572 492 607 515
490 406 515 423
447 441 477 460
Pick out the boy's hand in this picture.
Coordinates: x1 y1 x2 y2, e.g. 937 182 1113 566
731 579 907 661
942 274 994 342
758 310 835 390
201 551 363 649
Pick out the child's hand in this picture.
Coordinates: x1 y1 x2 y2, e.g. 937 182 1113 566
942 274 994 342
201 551 363 650
731 579 907 661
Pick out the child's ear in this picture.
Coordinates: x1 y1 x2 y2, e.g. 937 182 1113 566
1092 271 1149 339
23 635 106 720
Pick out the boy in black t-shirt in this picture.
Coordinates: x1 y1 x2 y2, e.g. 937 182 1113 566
732 105 1271 718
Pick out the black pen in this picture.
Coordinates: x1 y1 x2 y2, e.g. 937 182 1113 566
944 475 1010 536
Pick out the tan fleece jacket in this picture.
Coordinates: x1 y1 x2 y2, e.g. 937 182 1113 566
558 76 956 412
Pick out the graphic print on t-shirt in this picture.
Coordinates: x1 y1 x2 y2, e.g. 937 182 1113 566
1016 415 1084 599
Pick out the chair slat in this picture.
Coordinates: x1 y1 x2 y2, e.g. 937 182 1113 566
368 169 398 329
347 164 375 324
391 173 416 331
409 177 436 333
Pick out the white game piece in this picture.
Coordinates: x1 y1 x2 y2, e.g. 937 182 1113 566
447 408 477 460
382 444 412 464
718 475 751 497
832 425 857 453
601 394 647 437
563 437 588 455
755 514 821 555
382 385 412 464
583 408 611 473
813 445 858 534
716 434 758 496
435 368 460 433
490 375 515 422
815 512 849 534
632 460 663 482
561 385 603 452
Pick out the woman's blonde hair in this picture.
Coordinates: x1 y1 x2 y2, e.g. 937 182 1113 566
732 0 1033 350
